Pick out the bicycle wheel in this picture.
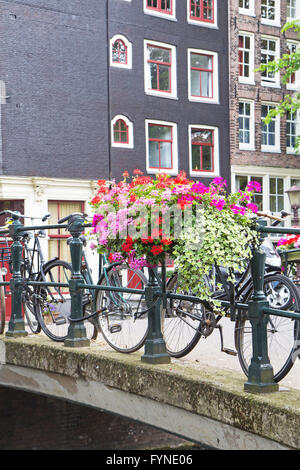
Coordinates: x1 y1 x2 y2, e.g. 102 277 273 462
0 271 5 334
161 273 203 358
235 273 300 383
36 260 96 342
96 264 148 353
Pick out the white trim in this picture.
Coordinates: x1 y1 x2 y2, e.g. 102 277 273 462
261 35 280 88
187 0 218 29
238 100 255 151
144 39 177 100
111 115 134 149
238 31 255 85
110 34 132 70
143 0 177 21
239 0 255 16
261 0 281 27
261 102 281 153
187 48 219 104
286 41 300 92
287 0 300 22
188 124 220 177
145 119 178 175
286 109 300 155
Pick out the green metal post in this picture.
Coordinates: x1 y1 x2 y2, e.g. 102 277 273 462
6 213 28 338
64 216 90 348
244 220 278 393
141 267 170 364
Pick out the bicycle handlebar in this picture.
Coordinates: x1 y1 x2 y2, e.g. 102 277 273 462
0 210 51 222
58 213 89 224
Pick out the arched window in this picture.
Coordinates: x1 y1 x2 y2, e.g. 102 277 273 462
113 119 129 144
110 35 132 69
111 115 134 148
112 39 127 65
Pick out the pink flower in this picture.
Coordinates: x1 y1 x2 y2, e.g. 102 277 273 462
246 181 262 193
212 177 227 187
210 198 225 211
247 203 258 213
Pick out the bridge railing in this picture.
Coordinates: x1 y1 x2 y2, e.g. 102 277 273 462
2 212 300 394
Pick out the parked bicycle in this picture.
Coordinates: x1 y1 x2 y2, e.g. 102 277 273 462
162 211 300 383
0 234 10 334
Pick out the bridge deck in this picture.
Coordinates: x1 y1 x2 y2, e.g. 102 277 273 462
0 335 299 450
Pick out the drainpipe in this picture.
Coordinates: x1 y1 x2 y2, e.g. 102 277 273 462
106 0 112 180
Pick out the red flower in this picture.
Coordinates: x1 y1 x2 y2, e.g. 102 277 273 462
97 179 106 186
91 195 100 205
151 245 164 256
133 169 143 175
162 237 172 246
123 171 129 178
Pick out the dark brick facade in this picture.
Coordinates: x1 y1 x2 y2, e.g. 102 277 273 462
0 0 231 185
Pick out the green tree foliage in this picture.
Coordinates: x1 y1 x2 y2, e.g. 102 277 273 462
257 20 300 151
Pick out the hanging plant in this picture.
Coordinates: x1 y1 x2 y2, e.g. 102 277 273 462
89 170 260 301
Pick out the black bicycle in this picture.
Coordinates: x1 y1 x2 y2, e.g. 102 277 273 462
162 212 300 383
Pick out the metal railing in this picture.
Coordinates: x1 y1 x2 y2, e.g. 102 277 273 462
2 212 300 394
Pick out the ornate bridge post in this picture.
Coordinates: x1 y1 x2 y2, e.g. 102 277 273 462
64 215 90 348
6 213 28 338
141 267 170 364
244 220 278 393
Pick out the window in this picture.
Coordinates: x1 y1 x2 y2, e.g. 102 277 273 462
238 33 255 84
261 36 280 87
144 40 177 99
236 175 263 210
110 35 132 69
144 0 176 20
286 42 300 90
48 201 84 266
145 120 178 174
188 0 217 28
287 110 299 153
239 100 255 150
261 0 280 26
189 125 219 176
261 103 280 152
239 0 255 16
287 0 298 21
111 115 134 148
269 177 284 214
188 49 219 103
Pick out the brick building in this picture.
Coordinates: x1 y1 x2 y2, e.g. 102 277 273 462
229 0 300 222
0 0 230 268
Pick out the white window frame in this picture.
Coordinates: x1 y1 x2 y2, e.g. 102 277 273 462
238 32 255 85
261 102 281 153
111 115 134 149
286 110 300 155
145 119 178 175
144 40 177 100
239 0 255 16
143 0 177 21
261 0 281 27
187 48 219 104
287 0 299 22
188 124 220 177
187 0 218 29
238 100 255 151
261 36 280 88
110 34 132 70
286 41 300 91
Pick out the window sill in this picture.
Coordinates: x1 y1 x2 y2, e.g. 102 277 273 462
187 19 218 29
144 10 177 22
239 9 256 17
239 146 256 151
188 97 219 105
261 82 281 89
261 20 281 28
145 91 178 100
190 171 219 178
238 78 256 86
261 147 281 153
147 168 178 176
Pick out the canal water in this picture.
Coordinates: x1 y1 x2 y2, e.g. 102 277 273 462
0 387 210 450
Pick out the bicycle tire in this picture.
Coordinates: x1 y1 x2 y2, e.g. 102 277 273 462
161 272 202 358
0 271 5 334
36 260 96 342
235 273 300 383
96 264 148 353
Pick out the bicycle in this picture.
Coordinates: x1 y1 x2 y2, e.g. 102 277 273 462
162 211 300 382
0 234 10 334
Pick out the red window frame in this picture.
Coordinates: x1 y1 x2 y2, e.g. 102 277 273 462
146 0 173 15
190 0 215 23
190 52 214 99
147 44 172 94
113 119 129 144
148 123 173 170
191 128 214 173
112 39 128 65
